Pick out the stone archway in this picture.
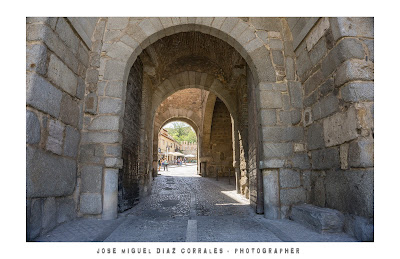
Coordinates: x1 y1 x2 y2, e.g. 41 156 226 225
81 17 302 220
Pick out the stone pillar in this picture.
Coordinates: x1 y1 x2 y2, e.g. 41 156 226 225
263 169 280 219
102 168 118 220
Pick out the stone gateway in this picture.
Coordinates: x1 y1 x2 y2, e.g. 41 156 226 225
26 17 374 241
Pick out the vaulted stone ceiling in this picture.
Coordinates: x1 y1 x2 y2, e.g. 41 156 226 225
139 31 247 88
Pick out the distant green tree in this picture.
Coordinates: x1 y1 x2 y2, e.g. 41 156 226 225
165 122 197 143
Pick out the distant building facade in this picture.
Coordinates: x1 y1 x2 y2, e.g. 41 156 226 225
158 128 181 161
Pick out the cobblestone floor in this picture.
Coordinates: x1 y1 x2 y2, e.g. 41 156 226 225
34 164 356 242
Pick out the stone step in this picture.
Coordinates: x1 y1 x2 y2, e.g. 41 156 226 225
289 204 345 234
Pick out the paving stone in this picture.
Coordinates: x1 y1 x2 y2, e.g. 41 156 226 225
26 72 62 118
26 110 41 144
290 204 345 234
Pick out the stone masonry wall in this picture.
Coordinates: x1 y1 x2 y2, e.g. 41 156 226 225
26 18 89 240
207 98 235 178
118 59 143 212
292 17 374 241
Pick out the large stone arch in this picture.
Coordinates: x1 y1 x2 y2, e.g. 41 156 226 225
82 17 302 220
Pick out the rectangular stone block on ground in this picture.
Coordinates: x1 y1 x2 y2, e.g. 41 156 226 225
290 204 345 234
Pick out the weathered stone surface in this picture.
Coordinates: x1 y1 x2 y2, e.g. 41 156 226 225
263 143 293 159
341 82 374 102
26 72 62 118
334 59 374 87
278 111 291 125
306 18 330 51
296 48 312 79
280 169 300 188
311 147 340 170
60 94 80 127
290 204 345 234
27 146 76 198
42 197 57 234
98 97 123 114
325 169 374 218
80 193 102 215
291 109 301 125
105 157 123 168
344 214 374 241
304 70 325 96
294 143 305 152
250 17 281 31
340 143 349 170
280 187 306 205
48 54 78 96
79 144 104 163
348 138 374 168
102 169 119 219
312 94 339 121
26 110 41 144
46 119 64 155
76 77 85 100
303 90 318 108
307 122 325 150
81 165 103 193
259 159 285 169
319 78 334 97
85 93 98 114
27 198 42 240
321 38 365 78
272 50 284 66
330 17 374 41
292 153 310 169
262 169 280 219
56 197 76 224
310 37 327 67
81 131 122 144
323 106 358 147
105 145 122 157
259 91 282 109
288 81 303 109
260 109 277 126
63 126 80 158
262 126 303 142
285 57 295 80
88 115 120 130
26 43 48 75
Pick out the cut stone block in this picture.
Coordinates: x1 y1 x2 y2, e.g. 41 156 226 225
290 204 345 233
